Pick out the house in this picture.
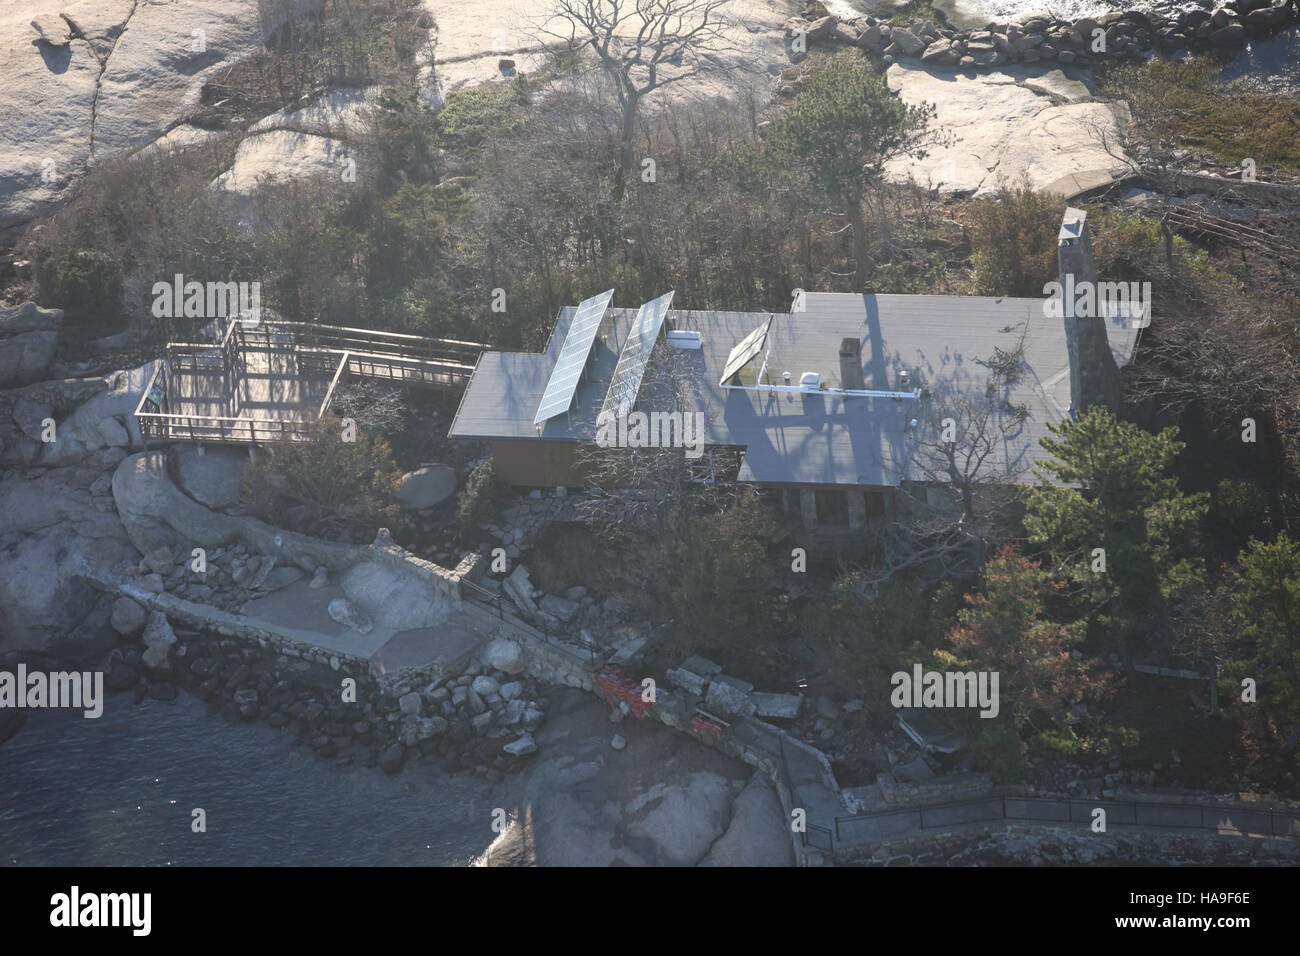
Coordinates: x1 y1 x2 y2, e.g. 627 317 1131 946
448 208 1145 529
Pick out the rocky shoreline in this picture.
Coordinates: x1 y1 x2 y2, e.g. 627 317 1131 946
79 604 555 781
789 1 1299 68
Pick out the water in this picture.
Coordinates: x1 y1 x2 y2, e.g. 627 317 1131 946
1219 26 1300 94
0 693 504 867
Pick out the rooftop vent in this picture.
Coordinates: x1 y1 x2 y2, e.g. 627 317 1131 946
800 371 821 388
666 329 701 350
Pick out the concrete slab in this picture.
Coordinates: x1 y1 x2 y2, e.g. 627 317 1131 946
239 579 392 658
369 611 486 678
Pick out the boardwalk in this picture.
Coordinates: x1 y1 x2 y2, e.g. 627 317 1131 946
136 318 485 445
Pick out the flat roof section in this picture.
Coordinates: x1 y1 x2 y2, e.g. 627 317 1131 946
450 292 1144 489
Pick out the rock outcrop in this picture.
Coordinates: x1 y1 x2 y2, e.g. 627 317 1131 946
0 302 62 387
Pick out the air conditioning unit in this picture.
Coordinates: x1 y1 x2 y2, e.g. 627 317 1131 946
799 371 821 388
666 329 701 350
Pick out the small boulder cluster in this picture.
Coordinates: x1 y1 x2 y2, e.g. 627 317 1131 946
126 543 322 612
786 2 1298 70
480 487 571 561
384 643 550 777
99 607 551 780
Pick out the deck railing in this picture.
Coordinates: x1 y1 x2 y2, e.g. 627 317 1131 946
137 318 486 446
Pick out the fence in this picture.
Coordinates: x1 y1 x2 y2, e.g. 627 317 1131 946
831 793 1300 846
461 577 505 619
135 318 486 445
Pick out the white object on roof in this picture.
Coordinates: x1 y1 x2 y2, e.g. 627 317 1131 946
799 371 821 388
666 329 701 350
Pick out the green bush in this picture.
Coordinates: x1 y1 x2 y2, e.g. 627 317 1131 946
436 86 521 149
458 460 505 528
31 246 124 328
967 186 1059 297
239 418 405 539
972 721 1026 783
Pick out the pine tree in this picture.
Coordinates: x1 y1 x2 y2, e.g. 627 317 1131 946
1023 405 1208 673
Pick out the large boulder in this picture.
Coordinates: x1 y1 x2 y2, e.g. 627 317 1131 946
1208 23 1246 45
35 362 156 466
890 28 926 56
0 465 134 650
920 38 960 64
884 62 1130 198
0 303 61 387
327 597 373 634
698 776 795 867
482 638 525 675
211 130 352 204
395 464 456 511
621 769 741 866
111 451 362 574
338 558 448 632
141 610 177 647
110 596 148 635
1 0 308 235
172 444 246 510
1245 5 1290 29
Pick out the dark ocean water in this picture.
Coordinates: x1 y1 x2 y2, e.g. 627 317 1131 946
0 692 504 867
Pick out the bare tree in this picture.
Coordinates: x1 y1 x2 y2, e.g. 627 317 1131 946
847 330 1033 590
572 341 737 536
531 0 748 202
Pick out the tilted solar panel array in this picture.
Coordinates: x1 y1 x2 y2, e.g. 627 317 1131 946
533 289 615 426
600 291 675 419
719 315 772 385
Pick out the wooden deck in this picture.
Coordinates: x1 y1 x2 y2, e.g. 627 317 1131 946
136 318 485 445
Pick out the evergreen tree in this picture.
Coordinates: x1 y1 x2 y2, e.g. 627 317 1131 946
1023 406 1208 672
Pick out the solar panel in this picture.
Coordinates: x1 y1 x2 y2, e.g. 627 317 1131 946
719 316 772 385
533 289 616 425
600 291 675 418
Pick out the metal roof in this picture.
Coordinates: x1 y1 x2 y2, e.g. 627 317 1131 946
450 291 1144 489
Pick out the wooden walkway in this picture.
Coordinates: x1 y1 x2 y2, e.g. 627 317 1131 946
136 318 485 445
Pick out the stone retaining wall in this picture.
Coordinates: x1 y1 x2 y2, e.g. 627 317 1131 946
790 4 1298 72
368 528 463 602
115 581 369 670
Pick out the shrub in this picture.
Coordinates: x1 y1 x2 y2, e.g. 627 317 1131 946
31 246 124 328
239 418 404 538
457 460 505 528
972 721 1026 783
967 185 1059 297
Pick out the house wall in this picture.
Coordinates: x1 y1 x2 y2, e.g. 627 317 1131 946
489 439 581 487
779 486 895 530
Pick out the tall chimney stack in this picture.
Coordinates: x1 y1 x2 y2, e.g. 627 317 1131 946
839 337 865 390
1058 207 1119 416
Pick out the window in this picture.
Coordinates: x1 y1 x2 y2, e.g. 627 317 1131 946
814 489 849 526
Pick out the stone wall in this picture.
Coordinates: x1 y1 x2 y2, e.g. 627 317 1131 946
367 528 463 602
788 4 1299 72
115 580 370 670
837 820 1300 866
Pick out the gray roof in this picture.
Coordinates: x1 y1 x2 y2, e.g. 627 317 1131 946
449 292 1142 489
